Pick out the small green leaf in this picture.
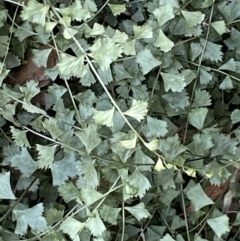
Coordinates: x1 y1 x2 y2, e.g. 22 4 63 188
219 75 233 90
153 4 174 26
160 233 176 241
125 202 151 221
181 10 205 27
57 0 91 21
143 138 159 151
154 158 166 172
86 210 106 237
129 168 151 198
57 53 87 78
13 203 47 235
32 48 52 68
133 24 153 39
186 183 214 211
20 0 50 26
89 37 122 70
10 126 30 148
145 116 168 138
93 107 115 127
123 99 148 122
154 29 174 52
58 182 80 203
189 107 208 130
60 217 84 240
159 135 187 161
46 209 64 226
42 117 64 140
120 134 137 149
136 49 161 74
219 58 236 71
0 172 16 199
218 0 240 23
160 233 175 241
192 90 211 107
231 109 240 124
161 72 186 92
36 144 57 169
108 4 126 16
75 124 102 154
211 21 227 35
99 204 121 225
81 188 103 205
207 215 230 238
51 153 81 186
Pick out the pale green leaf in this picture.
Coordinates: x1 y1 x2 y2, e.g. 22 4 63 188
0 172 16 199
210 133 238 157
201 39 223 62
60 217 84 240
129 168 151 198
154 158 166 172
99 204 121 225
121 40 136 55
57 0 91 21
90 23 105 36
89 37 122 70
58 182 80 202
120 134 137 149
219 58 236 71
0 9 7 28
86 210 106 237
145 116 168 138
16 176 40 192
133 24 153 39
125 202 151 221
231 109 240 124
159 135 187 161
13 203 47 235
153 4 174 26
154 29 174 52
93 107 115 127
20 0 50 26
136 49 161 74
14 22 35 41
32 48 52 68
162 91 189 109
181 10 205 27
207 215 230 238
192 90 211 107
211 21 227 35
160 233 176 241
78 156 99 189
75 124 101 154
187 133 214 156
113 63 133 81
218 0 240 23
123 99 148 122
45 209 64 226
36 144 57 169
20 80 46 115
189 107 208 130
80 65 96 86
186 183 214 211
10 147 39 177
57 53 87 78
10 126 30 147
108 4 126 16
161 72 186 92
219 75 233 90
51 153 81 186
42 117 64 140
81 188 103 205
143 138 159 151
132 149 155 172
112 30 128 43
200 67 212 85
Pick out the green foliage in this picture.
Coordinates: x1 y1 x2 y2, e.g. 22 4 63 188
1 0 240 240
